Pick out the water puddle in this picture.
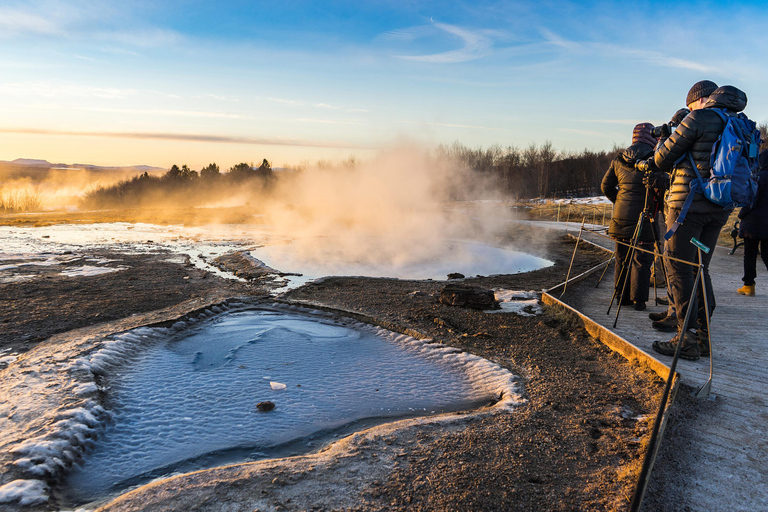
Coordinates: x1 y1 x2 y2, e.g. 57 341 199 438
60 306 517 505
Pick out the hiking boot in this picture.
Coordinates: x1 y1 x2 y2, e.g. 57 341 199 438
652 331 700 360
634 301 646 311
696 330 710 357
648 311 667 322
652 315 677 332
737 284 755 296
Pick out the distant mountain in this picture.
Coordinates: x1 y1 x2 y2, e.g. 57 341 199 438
1 159 165 173
10 158 56 166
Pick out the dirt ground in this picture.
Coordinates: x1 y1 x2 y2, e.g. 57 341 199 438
0 225 664 511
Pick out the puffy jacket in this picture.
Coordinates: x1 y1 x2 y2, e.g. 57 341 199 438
738 153 768 239
654 85 748 213
601 142 656 241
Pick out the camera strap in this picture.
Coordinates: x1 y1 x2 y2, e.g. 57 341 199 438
664 153 701 241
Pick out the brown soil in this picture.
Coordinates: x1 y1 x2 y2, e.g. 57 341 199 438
0 225 663 512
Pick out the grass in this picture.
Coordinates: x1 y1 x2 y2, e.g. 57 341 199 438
0 206 264 227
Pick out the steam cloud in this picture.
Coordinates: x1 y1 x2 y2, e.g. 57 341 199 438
258 145 516 271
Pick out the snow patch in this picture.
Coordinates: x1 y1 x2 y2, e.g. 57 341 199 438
59 265 127 277
489 290 543 316
0 479 49 506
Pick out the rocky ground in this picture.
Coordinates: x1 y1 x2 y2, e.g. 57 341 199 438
0 226 664 511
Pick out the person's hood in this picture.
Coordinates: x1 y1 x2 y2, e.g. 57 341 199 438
622 142 654 164
759 149 768 172
704 85 747 112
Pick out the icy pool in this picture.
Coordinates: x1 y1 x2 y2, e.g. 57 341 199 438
61 306 518 504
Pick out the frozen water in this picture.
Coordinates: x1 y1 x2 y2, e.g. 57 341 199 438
60 306 520 504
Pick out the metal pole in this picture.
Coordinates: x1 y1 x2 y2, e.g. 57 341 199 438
690 238 715 399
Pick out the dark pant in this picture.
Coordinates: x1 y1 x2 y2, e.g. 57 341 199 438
665 208 730 333
742 237 768 285
614 239 653 303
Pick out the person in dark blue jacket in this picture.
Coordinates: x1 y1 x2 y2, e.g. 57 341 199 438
737 149 768 295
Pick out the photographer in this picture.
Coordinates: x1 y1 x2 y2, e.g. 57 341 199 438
651 80 748 361
642 107 690 332
601 123 659 310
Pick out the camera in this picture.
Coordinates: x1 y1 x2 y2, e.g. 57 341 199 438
651 123 676 139
635 160 652 172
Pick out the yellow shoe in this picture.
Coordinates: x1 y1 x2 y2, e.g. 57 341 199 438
737 284 755 296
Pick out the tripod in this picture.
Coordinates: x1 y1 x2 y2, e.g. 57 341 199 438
606 181 669 328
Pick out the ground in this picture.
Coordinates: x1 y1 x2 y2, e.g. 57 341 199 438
0 222 663 512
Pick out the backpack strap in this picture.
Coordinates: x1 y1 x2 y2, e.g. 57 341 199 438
664 153 705 241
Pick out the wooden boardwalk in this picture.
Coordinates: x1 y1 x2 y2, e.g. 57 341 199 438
541 221 768 511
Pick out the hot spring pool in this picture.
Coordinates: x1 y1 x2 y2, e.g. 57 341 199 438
60 305 519 504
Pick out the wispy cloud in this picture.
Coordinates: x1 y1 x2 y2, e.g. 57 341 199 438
0 127 372 149
540 28 716 73
393 22 493 64
0 81 138 99
80 106 246 119
0 7 64 37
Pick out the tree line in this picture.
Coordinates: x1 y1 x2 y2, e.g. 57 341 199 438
82 159 275 208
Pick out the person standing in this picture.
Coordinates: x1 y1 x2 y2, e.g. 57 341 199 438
601 123 658 311
737 149 768 295
651 81 751 360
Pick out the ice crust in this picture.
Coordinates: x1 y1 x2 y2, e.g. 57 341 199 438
48 305 521 504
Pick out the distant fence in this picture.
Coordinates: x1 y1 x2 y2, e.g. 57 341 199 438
524 200 612 226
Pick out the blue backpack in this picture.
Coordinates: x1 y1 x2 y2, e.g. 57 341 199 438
665 108 761 240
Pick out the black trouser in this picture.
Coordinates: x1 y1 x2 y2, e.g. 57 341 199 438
742 237 768 285
665 208 730 333
614 239 653 303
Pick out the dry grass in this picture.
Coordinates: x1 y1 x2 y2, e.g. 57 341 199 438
523 201 612 226
0 206 262 227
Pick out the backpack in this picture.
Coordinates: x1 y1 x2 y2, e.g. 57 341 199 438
664 108 762 240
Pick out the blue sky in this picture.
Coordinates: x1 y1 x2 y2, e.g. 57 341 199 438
1 0 767 168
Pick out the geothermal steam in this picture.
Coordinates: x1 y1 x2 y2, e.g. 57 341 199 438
261 146 515 272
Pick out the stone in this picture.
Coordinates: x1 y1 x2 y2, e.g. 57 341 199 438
439 284 499 310
256 401 276 412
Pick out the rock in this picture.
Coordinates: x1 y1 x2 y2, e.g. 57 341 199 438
439 284 500 310
447 273 465 280
256 401 276 412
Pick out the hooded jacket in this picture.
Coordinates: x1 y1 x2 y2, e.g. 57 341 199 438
738 151 768 239
654 85 749 213
601 142 657 241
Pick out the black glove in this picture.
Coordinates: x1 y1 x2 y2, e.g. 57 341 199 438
643 171 670 191
658 124 671 140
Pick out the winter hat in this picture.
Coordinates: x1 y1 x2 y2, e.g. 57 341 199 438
669 108 690 126
686 80 718 106
632 122 657 147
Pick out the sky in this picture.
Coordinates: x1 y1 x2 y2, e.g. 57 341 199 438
1 0 767 170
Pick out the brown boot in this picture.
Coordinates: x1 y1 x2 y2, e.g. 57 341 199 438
652 331 700 360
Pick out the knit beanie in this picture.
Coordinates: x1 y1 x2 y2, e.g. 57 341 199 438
632 122 656 147
686 80 718 106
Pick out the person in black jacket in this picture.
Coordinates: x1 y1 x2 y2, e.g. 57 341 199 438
737 149 768 295
601 123 658 310
651 81 749 361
